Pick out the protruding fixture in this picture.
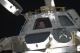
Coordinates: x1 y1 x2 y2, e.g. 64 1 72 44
44 0 55 7
0 0 23 16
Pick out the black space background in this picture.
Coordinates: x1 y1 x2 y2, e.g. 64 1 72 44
0 0 80 53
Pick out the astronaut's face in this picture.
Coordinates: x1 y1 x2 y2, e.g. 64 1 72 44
39 21 45 29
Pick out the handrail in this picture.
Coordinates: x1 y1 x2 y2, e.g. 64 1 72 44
28 7 65 16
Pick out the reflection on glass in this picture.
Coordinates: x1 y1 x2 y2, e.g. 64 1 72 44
58 15 74 26
52 29 72 43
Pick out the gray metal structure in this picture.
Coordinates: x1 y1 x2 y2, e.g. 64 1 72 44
0 0 80 53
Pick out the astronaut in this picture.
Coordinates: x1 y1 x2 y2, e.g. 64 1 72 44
38 21 46 29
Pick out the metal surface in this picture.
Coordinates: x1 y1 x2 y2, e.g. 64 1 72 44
0 37 11 52
0 0 23 16
49 46 76 53
44 0 55 7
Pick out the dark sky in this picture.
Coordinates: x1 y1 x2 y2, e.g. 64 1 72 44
0 0 80 38
0 0 80 52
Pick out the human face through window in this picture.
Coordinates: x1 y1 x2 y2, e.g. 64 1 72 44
39 21 45 29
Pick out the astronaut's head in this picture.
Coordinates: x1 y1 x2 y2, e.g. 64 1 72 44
38 21 46 29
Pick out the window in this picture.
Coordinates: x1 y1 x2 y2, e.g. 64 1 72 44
52 29 72 43
25 32 50 43
58 15 74 26
33 18 52 30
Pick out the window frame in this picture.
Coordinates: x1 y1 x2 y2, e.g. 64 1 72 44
33 18 52 30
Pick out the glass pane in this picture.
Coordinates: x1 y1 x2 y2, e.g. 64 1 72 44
52 29 72 43
25 32 50 43
58 15 74 26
